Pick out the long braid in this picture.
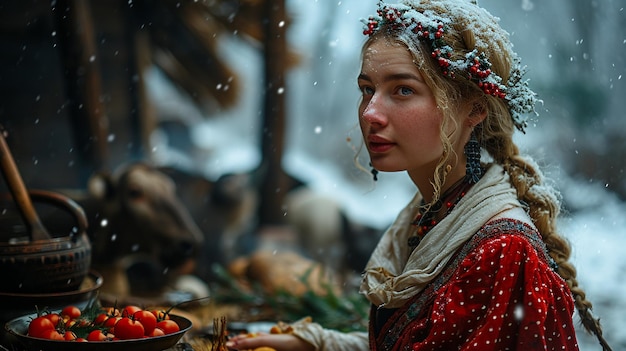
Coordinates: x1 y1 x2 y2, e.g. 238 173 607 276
494 138 612 351
463 5 612 344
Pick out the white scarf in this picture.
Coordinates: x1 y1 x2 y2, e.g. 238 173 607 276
360 164 522 308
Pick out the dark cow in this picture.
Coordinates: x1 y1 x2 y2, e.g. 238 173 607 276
70 163 205 297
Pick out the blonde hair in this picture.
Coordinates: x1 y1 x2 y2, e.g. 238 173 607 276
361 0 608 346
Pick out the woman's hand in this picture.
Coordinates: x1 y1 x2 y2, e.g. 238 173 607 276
225 332 315 351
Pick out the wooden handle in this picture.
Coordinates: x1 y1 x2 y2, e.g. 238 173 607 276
0 126 52 241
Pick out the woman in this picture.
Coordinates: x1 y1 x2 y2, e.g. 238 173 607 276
227 0 610 350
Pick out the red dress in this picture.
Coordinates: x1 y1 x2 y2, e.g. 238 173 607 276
369 218 579 351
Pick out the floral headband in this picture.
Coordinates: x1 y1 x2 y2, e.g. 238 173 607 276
361 1 538 133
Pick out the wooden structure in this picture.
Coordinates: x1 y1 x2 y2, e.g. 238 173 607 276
0 0 293 228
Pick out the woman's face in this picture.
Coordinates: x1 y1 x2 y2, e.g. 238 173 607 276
358 39 450 179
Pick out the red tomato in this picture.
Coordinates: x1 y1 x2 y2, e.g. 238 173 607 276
133 310 157 335
104 316 121 329
64 331 77 341
156 319 180 335
43 313 61 327
40 329 64 341
87 329 108 341
27 316 56 338
121 305 142 318
148 327 166 337
114 317 145 340
75 337 88 342
61 305 81 319
94 313 109 325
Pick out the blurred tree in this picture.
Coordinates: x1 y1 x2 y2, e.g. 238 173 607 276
518 0 626 200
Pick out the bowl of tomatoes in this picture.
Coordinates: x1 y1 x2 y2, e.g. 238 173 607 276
0 270 102 347
4 303 192 351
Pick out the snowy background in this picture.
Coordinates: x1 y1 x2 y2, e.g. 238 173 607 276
147 1 626 350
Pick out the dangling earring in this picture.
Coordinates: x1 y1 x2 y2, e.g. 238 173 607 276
369 162 379 181
464 130 483 184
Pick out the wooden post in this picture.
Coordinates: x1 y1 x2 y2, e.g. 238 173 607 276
257 0 289 226
52 0 109 180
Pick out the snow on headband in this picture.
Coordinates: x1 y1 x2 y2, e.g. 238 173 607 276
361 0 538 133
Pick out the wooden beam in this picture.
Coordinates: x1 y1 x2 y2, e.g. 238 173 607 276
52 0 109 178
257 0 289 226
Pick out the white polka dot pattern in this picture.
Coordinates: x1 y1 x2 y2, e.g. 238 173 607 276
372 219 579 351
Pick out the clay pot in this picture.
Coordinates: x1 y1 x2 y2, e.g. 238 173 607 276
0 190 92 293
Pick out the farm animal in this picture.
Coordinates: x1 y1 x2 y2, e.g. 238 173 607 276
64 162 383 300
74 163 206 298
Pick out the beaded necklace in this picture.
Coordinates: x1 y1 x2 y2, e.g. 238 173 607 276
407 177 475 248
